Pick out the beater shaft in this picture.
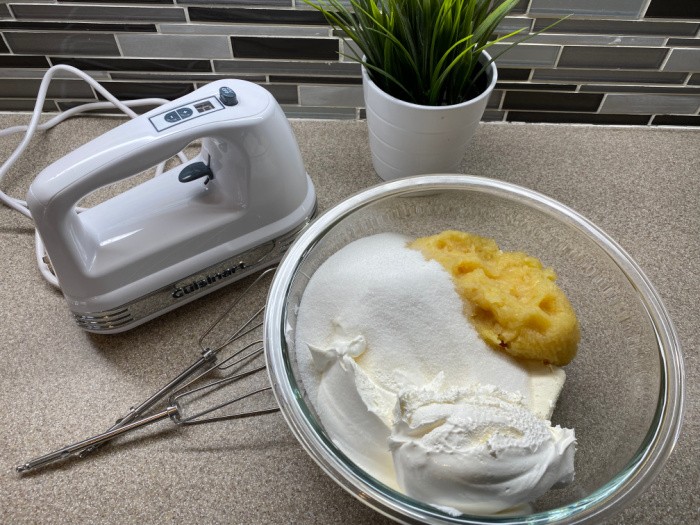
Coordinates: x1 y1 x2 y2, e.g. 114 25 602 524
16 406 178 473
74 347 218 460
17 335 274 473
16 269 277 474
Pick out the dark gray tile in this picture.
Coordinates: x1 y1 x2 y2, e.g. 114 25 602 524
214 59 360 77
160 22 329 37
269 75 361 85
690 74 700 85
533 18 699 37
497 82 577 91
507 111 652 125
0 55 50 68
96 82 194 101
232 36 338 60
663 48 700 72
0 4 11 18
667 38 700 47
482 109 506 121
487 90 503 109
0 78 95 99
179 0 291 4
57 0 175 5
5 32 119 56
529 0 646 18
51 56 212 73
511 0 529 15
533 68 688 84
580 84 700 95
645 0 700 19
600 94 700 115
59 0 174 3
57 100 160 115
0 37 7 54
498 68 531 81
557 46 668 69
118 72 266 82
503 91 603 111
0 68 110 80
0 98 58 112
11 4 186 23
189 7 327 25
652 115 700 126
0 21 157 32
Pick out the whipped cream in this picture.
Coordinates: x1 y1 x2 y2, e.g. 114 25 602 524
308 333 397 485
391 379 575 514
295 233 575 514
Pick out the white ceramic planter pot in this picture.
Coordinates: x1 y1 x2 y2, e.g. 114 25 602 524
362 52 497 181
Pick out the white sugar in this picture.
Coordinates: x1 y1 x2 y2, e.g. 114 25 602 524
294 232 536 407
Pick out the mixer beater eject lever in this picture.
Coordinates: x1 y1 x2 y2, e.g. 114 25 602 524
26 79 316 333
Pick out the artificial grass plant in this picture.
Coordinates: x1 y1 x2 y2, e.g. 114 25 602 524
305 0 544 106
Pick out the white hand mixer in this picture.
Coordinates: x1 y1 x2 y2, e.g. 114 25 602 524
26 78 316 333
1 71 318 472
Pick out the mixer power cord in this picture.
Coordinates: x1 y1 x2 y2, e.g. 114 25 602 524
0 64 188 289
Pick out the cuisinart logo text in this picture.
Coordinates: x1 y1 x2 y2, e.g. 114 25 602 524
171 262 246 299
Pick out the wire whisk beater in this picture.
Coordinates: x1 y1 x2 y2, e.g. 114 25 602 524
17 269 279 474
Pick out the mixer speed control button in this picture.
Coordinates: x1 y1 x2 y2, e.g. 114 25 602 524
164 111 181 123
219 87 238 106
149 95 223 131
177 107 193 119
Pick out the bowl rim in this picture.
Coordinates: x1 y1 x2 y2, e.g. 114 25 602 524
264 174 685 525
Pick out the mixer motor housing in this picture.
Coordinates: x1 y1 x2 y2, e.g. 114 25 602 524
27 80 317 333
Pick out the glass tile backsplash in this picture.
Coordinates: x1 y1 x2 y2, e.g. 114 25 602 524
0 0 699 125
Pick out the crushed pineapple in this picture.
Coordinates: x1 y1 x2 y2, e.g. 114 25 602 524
410 230 579 366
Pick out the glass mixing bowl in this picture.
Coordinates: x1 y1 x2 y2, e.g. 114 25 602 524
264 175 684 524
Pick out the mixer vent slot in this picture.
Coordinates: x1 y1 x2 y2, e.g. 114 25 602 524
73 308 134 331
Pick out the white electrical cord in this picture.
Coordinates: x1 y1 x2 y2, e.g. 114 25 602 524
0 64 187 289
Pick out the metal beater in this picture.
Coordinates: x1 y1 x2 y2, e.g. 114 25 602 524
16 269 279 474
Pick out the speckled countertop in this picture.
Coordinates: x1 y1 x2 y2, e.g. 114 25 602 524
0 116 697 524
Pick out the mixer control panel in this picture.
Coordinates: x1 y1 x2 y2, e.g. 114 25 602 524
149 95 224 132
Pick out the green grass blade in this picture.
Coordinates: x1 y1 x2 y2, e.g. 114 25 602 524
304 0 564 106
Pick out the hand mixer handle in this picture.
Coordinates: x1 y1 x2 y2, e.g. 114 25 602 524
26 80 289 299
29 80 268 205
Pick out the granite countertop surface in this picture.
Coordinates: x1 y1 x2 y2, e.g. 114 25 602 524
0 115 697 524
